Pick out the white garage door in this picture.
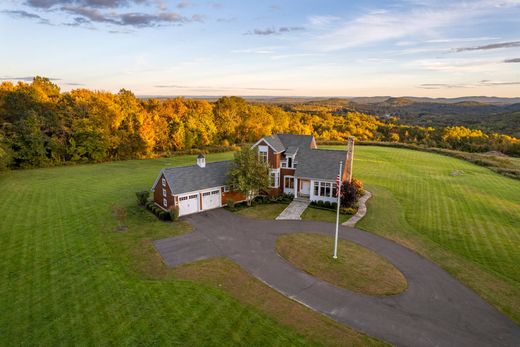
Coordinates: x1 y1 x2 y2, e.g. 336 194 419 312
178 194 199 216
202 189 221 211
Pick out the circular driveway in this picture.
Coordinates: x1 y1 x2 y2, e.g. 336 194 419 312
154 208 520 347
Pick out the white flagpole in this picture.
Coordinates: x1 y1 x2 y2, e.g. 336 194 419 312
333 160 343 259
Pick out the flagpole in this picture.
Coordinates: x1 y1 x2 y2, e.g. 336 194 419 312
333 160 343 259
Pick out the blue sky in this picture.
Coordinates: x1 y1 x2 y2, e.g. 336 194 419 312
1 0 519 97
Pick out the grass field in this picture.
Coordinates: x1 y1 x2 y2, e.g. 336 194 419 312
1 146 519 345
324 145 520 322
276 233 407 296
301 207 351 224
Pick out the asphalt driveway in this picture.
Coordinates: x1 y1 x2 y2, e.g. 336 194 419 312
154 208 520 347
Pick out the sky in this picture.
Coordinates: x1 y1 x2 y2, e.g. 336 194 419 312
0 0 519 97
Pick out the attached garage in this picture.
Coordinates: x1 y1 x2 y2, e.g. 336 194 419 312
152 156 244 216
178 194 199 216
201 189 221 211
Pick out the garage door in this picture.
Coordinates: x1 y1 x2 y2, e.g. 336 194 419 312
178 194 199 216
202 189 221 211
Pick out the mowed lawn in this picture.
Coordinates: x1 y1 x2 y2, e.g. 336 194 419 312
1 146 519 346
0 153 320 346
325 145 520 322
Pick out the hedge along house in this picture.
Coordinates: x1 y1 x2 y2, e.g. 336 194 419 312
152 134 354 216
151 154 246 216
251 134 354 203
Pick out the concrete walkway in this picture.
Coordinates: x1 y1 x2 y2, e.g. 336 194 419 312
275 198 310 220
154 209 520 347
342 190 372 227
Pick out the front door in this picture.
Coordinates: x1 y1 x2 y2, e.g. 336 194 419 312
284 176 294 195
300 180 310 196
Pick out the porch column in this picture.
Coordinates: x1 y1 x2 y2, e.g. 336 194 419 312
294 177 298 198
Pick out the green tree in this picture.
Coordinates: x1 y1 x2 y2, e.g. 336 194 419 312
227 146 270 206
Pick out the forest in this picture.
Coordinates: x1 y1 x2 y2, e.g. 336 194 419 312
0 77 519 170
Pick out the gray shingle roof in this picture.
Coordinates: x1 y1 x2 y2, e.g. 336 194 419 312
277 134 314 149
284 146 298 156
161 160 232 195
262 134 285 152
295 149 347 181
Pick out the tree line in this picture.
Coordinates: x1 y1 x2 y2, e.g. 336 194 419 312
0 77 518 170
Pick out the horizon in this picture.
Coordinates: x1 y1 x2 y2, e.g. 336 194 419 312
1 0 520 97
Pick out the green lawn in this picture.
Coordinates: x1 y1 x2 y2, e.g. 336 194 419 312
324 145 520 323
233 203 289 219
301 206 351 224
0 153 322 346
1 146 519 345
277 233 407 296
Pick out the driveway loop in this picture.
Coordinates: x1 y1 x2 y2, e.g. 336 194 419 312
154 209 520 347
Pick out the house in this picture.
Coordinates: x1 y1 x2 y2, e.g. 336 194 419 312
251 134 354 203
151 134 353 216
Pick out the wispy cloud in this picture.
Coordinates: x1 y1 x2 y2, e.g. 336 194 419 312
25 0 147 9
245 26 305 36
308 1 520 51
308 15 340 27
1 9 50 24
454 41 520 52
504 58 520 63
154 84 292 91
0 76 61 81
418 79 520 89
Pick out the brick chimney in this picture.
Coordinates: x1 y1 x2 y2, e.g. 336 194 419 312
345 137 354 183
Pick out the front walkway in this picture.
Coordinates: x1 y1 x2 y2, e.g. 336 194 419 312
342 190 372 227
275 198 310 220
154 209 520 347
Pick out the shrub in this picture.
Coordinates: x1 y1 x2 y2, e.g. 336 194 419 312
340 177 364 208
169 206 179 221
136 191 149 206
159 210 171 221
323 201 331 208
226 198 236 211
331 202 338 210
317 200 324 207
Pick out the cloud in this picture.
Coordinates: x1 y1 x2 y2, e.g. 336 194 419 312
2 9 50 24
0 76 61 81
26 0 147 9
245 26 305 36
309 1 520 51
154 84 292 91
454 41 520 52
418 80 520 89
308 15 340 27
504 58 520 63
64 82 85 85
60 5 200 27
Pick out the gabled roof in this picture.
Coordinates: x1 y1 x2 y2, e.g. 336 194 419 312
277 134 315 149
262 134 285 152
295 149 346 181
157 160 232 195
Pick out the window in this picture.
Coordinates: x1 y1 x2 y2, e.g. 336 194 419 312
284 176 294 189
269 169 279 188
314 181 334 197
224 185 230 192
163 198 167 207
180 196 188 201
162 188 167 197
189 194 198 199
259 150 268 163
211 190 220 195
203 192 211 196
161 178 166 186
281 161 287 168
332 184 338 198
288 157 292 168
258 145 268 163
